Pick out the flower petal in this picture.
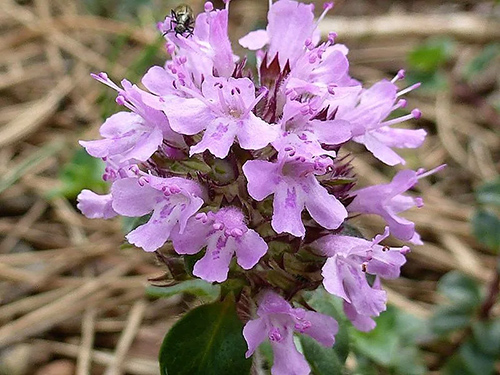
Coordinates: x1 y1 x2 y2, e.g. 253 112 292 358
304 176 347 230
77 190 117 219
193 234 234 282
301 311 338 347
190 118 238 158
272 181 306 237
242 160 279 201
234 229 268 269
111 178 159 216
239 29 269 50
237 114 279 150
242 318 268 358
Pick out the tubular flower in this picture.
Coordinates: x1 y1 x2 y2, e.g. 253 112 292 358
311 227 409 330
171 207 268 282
243 290 338 375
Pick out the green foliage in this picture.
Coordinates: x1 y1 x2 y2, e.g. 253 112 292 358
300 335 344 375
472 210 500 253
463 43 500 81
350 306 427 375
408 37 455 72
472 178 500 253
146 279 220 301
159 295 251 375
52 149 108 199
406 37 455 91
431 272 482 335
476 178 500 207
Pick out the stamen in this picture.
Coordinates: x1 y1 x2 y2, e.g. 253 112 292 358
91 72 122 92
223 0 230 11
391 69 406 83
415 197 424 208
416 164 446 180
213 222 224 231
314 2 334 30
397 82 421 97
204 2 213 12
242 86 269 118
400 246 411 255
379 109 421 127
391 99 407 111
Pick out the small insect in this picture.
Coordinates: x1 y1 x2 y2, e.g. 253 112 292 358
165 4 195 38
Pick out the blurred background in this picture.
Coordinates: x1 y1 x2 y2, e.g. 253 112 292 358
0 0 499 374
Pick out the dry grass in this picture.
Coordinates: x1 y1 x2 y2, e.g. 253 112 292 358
0 0 499 374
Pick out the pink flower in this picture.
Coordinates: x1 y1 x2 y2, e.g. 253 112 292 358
171 207 267 282
337 79 427 165
243 290 338 375
111 174 206 252
312 227 409 331
147 76 278 158
243 134 347 237
349 166 445 244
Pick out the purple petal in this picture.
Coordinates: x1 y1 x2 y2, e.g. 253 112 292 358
237 114 279 150
126 206 175 252
304 176 347 230
189 118 238 158
159 97 215 135
142 66 176 96
171 218 211 255
272 182 306 237
321 257 350 302
234 229 268 269
310 119 352 146
367 246 407 279
301 311 338 347
267 0 315 68
77 190 117 219
99 112 142 138
239 29 269 50
360 133 406 166
372 127 427 149
121 126 163 162
192 234 234 282
344 301 376 332
111 178 159 216
242 160 279 201
270 328 310 375
243 318 268 358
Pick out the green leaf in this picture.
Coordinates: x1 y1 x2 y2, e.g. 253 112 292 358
300 335 343 375
405 70 448 92
459 339 496 375
146 279 220 301
52 149 108 199
351 306 426 375
408 37 455 72
476 178 500 206
472 210 500 253
463 43 500 80
431 305 473 335
471 320 500 356
159 296 251 375
437 271 482 307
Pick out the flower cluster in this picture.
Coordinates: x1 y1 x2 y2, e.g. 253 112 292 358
77 1 442 374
